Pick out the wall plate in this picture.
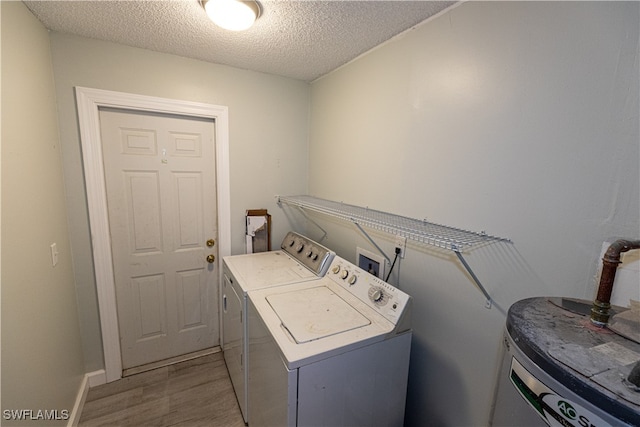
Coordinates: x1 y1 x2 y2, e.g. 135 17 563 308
394 235 406 258
356 247 386 280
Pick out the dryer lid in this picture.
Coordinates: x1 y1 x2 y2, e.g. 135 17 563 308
267 286 371 343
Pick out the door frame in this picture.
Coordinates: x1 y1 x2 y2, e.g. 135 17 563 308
75 87 231 382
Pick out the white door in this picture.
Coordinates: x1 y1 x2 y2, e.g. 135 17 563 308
99 108 219 370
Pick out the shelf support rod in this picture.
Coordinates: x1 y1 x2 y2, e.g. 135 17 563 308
296 207 328 242
453 248 492 309
353 221 392 265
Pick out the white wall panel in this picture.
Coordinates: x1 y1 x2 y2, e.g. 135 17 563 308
1 1 85 419
309 2 639 425
49 35 310 371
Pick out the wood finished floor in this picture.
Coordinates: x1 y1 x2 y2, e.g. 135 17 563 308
79 352 245 427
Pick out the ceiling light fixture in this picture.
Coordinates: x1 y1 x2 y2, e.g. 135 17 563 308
200 0 261 31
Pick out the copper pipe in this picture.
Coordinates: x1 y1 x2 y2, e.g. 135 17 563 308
590 239 640 326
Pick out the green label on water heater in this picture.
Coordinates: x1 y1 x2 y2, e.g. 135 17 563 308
509 357 611 427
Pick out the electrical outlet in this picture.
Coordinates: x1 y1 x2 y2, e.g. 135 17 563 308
394 235 406 259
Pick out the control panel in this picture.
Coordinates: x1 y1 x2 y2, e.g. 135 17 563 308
281 231 335 276
327 256 410 325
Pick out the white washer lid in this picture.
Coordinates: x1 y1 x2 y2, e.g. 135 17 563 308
225 251 316 291
267 286 371 343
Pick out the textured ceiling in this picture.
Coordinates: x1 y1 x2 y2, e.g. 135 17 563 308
24 0 456 82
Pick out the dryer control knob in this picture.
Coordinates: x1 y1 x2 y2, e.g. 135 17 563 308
296 244 304 253
348 275 357 285
340 270 349 280
372 289 384 302
331 266 340 274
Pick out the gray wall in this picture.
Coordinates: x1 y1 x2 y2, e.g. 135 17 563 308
4 2 638 426
308 2 639 425
49 33 311 372
1 2 85 424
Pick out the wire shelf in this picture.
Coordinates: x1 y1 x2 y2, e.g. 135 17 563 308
277 195 511 252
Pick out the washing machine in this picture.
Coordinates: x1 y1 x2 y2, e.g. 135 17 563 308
490 297 640 427
222 231 334 423
247 255 412 427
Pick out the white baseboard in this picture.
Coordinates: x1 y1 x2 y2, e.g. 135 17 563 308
87 370 106 388
67 370 106 427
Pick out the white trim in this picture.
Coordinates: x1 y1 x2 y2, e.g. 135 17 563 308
67 375 88 427
75 87 231 383
67 370 106 427
87 369 107 388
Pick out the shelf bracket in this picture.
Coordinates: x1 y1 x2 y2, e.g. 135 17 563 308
295 206 328 242
353 222 392 265
453 247 492 309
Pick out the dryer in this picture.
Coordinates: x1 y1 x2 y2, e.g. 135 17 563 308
222 231 334 423
247 255 412 427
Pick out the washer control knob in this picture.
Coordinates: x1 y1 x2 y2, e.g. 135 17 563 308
340 270 349 280
348 275 357 285
331 266 340 274
372 289 384 302
306 250 313 258
296 244 304 253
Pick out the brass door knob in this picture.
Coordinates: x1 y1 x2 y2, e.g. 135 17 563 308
206 239 215 247
206 254 215 263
